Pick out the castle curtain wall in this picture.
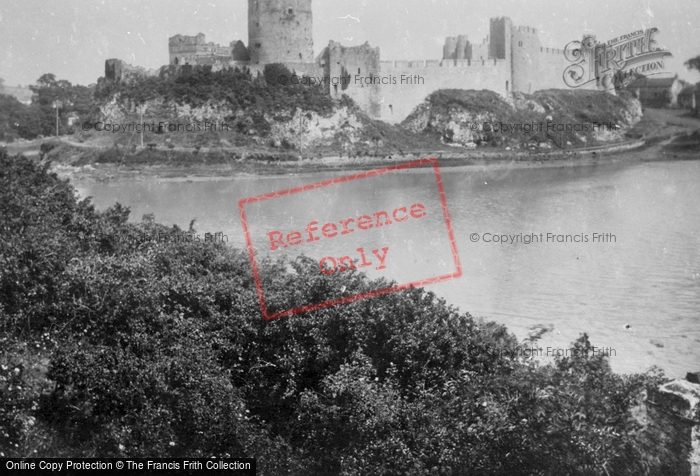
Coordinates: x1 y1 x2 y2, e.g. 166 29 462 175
378 59 510 123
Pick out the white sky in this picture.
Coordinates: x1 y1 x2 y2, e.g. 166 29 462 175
1 0 699 87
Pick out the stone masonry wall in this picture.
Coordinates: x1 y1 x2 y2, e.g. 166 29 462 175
248 0 314 65
378 59 510 123
325 41 382 118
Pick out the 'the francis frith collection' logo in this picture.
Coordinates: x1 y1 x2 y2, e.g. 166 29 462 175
563 28 673 91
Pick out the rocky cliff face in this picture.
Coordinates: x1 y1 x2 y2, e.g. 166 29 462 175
402 89 643 149
97 94 372 152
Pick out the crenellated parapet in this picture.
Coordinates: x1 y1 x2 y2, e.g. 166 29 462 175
168 33 249 66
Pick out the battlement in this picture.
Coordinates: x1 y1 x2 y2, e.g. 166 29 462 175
540 46 564 54
169 33 233 65
515 26 538 34
169 33 206 47
115 7 582 124
168 33 250 66
169 34 231 55
380 58 507 70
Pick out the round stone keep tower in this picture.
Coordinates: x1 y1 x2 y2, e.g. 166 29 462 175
248 0 314 65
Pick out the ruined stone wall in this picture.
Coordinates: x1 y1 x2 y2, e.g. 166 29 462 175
324 41 381 118
378 59 510 123
168 34 235 66
288 62 324 78
248 0 314 65
105 59 160 83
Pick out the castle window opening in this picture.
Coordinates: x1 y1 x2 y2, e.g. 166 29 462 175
255 43 261 48
506 80 509 92
358 68 361 74
518 41 523 47
389 105 393 115
288 8 293 14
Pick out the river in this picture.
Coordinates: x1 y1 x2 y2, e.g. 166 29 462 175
74 158 700 378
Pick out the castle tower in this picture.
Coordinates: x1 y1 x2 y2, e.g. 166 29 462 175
443 37 458 60
511 24 542 94
455 35 469 60
489 17 512 62
248 0 314 65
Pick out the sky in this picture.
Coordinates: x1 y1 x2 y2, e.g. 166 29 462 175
1 0 699 88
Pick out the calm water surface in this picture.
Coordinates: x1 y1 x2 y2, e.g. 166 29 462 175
75 159 700 377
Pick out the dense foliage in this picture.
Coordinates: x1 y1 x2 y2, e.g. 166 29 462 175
0 150 671 474
95 64 334 118
0 74 95 141
0 94 40 141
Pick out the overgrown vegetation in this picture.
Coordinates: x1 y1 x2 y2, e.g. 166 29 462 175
0 150 674 475
95 64 334 118
0 74 95 141
405 89 642 149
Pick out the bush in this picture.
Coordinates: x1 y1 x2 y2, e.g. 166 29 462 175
97 65 334 121
263 63 293 88
0 149 670 474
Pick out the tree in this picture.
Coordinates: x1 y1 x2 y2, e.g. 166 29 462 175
685 55 700 74
263 63 293 87
0 95 40 141
29 74 96 136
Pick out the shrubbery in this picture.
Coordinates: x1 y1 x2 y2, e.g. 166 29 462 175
95 65 334 118
0 150 670 474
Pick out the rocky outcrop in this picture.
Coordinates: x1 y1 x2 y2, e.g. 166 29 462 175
402 89 643 149
97 95 370 151
266 106 366 149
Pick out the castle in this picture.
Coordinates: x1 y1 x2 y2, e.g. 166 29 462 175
108 0 581 123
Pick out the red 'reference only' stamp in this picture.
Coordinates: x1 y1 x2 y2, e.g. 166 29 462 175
238 157 461 320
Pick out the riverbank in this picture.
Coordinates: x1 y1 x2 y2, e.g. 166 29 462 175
6 108 699 183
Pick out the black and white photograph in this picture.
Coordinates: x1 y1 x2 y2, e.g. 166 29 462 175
1 0 699 474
